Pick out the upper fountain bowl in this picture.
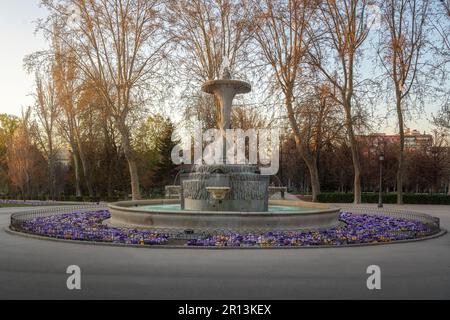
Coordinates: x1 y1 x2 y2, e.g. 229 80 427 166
201 79 251 95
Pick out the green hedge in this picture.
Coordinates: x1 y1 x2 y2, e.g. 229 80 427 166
317 193 450 204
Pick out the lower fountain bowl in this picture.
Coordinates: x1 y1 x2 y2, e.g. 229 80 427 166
107 199 341 232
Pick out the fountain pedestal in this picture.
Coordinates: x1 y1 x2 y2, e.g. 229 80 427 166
181 164 269 212
180 66 270 212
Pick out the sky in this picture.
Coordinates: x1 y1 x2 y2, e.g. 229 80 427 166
0 0 48 117
0 0 442 135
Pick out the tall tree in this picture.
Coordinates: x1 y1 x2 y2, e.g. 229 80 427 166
0 114 19 195
7 109 37 198
33 71 60 200
152 119 179 188
252 0 322 201
134 115 179 192
40 0 169 200
308 0 371 203
167 0 254 129
377 0 430 203
51 36 90 198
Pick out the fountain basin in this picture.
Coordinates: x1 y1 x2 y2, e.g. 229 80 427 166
201 79 251 95
107 199 341 232
181 165 270 212
206 187 231 200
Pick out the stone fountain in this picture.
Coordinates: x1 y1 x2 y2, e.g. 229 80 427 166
180 63 269 212
107 62 340 232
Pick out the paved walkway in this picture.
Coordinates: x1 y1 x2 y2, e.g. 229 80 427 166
0 204 449 299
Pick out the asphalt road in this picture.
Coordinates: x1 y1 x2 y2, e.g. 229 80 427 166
0 204 449 300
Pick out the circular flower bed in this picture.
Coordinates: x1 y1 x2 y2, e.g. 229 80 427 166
17 210 435 247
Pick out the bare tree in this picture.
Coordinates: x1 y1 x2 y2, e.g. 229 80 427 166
51 34 89 198
440 0 450 16
429 0 450 135
432 1 450 62
32 70 60 200
432 102 450 195
434 104 450 130
40 0 169 200
0 114 19 195
7 109 35 199
167 0 254 130
429 129 450 194
252 0 323 201
296 82 345 178
308 0 371 203
376 0 430 204
167 0 253 82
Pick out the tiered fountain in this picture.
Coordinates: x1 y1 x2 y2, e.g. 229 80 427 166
180 64 269 212
108 64 340 233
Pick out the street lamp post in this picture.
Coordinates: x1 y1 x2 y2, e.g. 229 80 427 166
378 153 385 208
431 147 438 195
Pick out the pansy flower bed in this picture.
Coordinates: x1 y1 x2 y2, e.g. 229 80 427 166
187 213 434 247
15 210 435 247
19 210 169 245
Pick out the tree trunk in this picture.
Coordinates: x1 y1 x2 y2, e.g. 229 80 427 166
77 142 94 198
344 103 362 204
294 142 321 202
125 154 140 200
72 147 82 197
284 93 321 202
48 153 55 200
73 124 94 198
352 156 362 204
25 171 31 200
117 120 141 200
304 154 321 202
103 123 114 198
396 95 404 204
46 135 56 201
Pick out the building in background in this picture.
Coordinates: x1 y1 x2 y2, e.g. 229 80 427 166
357 129 433 157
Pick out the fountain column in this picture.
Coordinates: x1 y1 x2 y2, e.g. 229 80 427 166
201 66 250 163
215 82 236 163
